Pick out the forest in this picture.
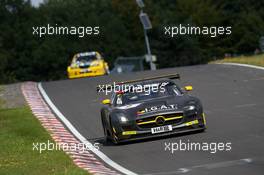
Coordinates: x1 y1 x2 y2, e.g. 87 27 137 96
0 0 264 83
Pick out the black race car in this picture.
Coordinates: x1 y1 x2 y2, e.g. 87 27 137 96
99 74 206 144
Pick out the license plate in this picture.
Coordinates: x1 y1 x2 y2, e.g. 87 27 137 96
151 125 172 134
80 69 89 73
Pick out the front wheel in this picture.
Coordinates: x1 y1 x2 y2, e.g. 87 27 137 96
109 121 119 144
101 117 111 142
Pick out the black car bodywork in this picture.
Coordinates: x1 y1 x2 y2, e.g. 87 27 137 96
100 74 206 144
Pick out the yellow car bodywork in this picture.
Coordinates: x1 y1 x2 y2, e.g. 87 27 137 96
67 52 109 79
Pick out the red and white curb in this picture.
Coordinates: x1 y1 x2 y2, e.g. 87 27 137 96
21 82 119 175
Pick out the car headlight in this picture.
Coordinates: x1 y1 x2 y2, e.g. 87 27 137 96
117 113 128 123
184 105 196 111
120 116 128 123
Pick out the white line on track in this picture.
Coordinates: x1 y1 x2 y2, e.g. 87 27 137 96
235 103 257 108
143 158 253 175
38 83 137 175
215 62 264 70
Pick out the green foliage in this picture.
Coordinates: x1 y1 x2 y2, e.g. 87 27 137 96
0 0 264 83
0 107 88 174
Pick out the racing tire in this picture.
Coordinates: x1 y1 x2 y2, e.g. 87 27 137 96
109 120 119 144
101 117 111 142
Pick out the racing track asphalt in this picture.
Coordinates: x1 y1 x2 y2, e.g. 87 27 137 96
42 64 264 175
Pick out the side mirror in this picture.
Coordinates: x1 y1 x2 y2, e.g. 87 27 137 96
184 86 193 91
102 99 111 105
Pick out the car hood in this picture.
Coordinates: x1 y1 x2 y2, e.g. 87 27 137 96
113 95 197 118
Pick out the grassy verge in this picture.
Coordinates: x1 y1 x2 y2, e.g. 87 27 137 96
212 54 264 67
0 88 88 174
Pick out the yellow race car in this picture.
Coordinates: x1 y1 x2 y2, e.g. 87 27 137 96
67 51 109 79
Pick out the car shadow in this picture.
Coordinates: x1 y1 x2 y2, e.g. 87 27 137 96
91 129 206 147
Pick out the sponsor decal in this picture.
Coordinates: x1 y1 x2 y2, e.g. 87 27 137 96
138 104 177 114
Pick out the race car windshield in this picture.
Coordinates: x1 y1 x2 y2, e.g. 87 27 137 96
114 83 182 105
76 55 97 62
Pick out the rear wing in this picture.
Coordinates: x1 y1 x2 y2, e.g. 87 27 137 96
96 73 180 92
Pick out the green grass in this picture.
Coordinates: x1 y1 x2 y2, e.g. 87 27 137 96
0 105 89 175
212 54 264 67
